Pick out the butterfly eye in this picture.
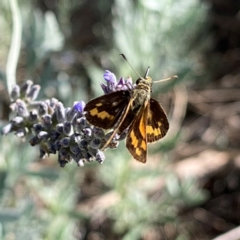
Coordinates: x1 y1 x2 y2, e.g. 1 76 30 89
136 78 141 84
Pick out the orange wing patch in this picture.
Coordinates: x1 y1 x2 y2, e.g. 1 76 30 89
89 108 115 120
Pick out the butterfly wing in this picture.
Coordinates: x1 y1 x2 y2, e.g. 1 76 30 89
85 90 130 129
126 101 149 163
146 98 169 143
117 108 137 134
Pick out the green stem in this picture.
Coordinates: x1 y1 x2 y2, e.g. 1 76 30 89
6 0 22 96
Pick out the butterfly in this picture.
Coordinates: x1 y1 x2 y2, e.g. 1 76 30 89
84 58 174 163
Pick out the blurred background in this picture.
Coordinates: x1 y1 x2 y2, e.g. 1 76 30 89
0 0 240 239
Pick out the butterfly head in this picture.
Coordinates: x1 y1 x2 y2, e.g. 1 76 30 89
136 67 153 87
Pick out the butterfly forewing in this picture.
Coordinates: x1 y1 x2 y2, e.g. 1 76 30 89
146 98 169 143
85 90 130 129
117 107 137 135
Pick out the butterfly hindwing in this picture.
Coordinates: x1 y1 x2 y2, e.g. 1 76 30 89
85 90 130 129
146 98 169 143
126 101 149 163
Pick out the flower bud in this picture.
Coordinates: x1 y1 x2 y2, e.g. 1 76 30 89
78 139 88 150
54 140 61 151
77 159 85 167
50 130 60 140
15 99 29 117
11 116 24 127
50 98 59 108
60 137 70 148
103 70 117 92
89 138 101 149
2 123 13 135
55 102 66 123
38 131 49 140
15 127 28 137
32 123 43 134
58 155 68 168
65 108 74 122
93 128 105 139
82 128 92 140
38 102 48 116
42 114 52 129
63 121 73 135
10 85 20 101
70 145 80 155
96 150 105 163
75 117 87 132
20 80 33 97
56 123 64 134
28 110 38 123
47 140 57 154
29 136 42 146
27 85 40 101
73 101 85 113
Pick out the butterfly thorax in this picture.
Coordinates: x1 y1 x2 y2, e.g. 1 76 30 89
130 77 152 111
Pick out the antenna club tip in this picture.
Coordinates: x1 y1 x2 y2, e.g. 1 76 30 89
120 53 127 60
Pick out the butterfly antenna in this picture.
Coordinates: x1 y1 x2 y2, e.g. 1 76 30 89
144 67 150 78
154 75 178 83
120 54 144 80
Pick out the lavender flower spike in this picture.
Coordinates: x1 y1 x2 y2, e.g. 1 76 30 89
3 71 130 167
73 101 85 113
103 70 117 85
101 70 117 93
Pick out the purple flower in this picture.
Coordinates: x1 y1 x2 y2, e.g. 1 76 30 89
73 101 85 113
10 85 20 101
115 77 133 91
125 76 133 86
115 77 125 91
102 70 117 93
100 83 110 94
2 123 13 135
101 71 134 93
96 150 105 163
26 85 41 101
103 70 117 85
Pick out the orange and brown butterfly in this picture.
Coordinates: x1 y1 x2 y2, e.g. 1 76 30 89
84 55 176 163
